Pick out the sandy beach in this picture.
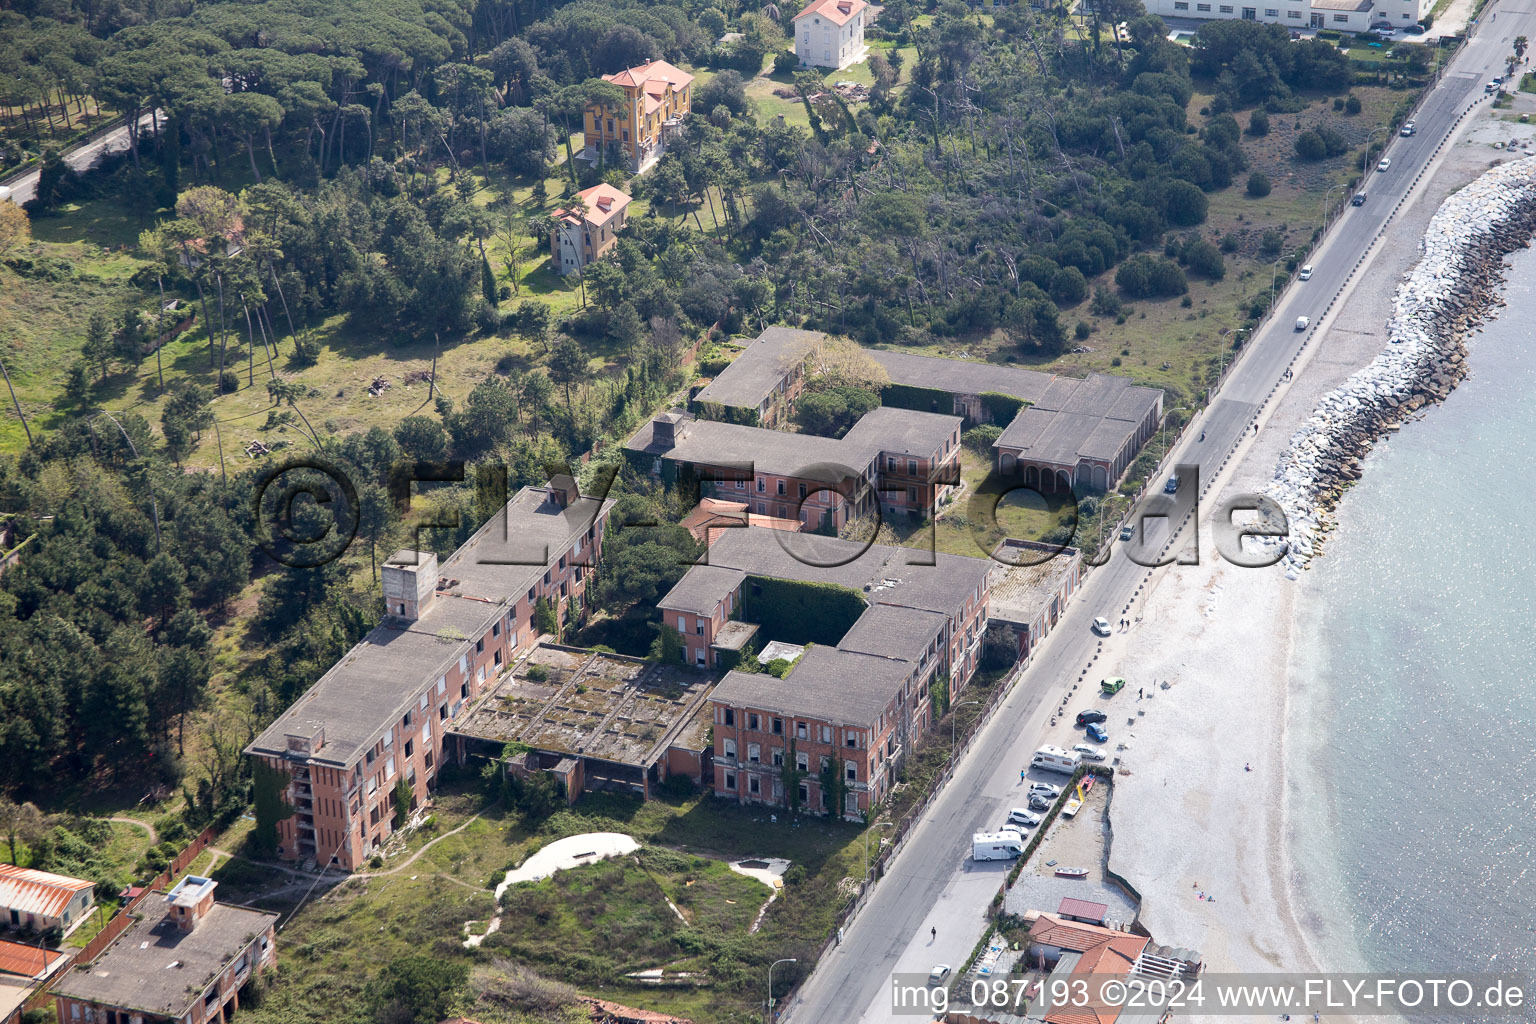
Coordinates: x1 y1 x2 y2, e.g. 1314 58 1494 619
1053 126 1524 991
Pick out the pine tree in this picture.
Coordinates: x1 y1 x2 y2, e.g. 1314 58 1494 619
481 254 498 307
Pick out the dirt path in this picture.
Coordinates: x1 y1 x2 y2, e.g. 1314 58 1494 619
108 816 157 844
204 803 497 893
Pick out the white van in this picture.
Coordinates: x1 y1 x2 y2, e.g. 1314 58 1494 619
972 831 1026 861
1031 746 1082 775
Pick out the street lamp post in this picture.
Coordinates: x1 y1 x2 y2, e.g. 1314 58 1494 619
1269 254 1287 310
950 700 981 762
864 820 895 882
1320 183 1347 234
1158 406 1187 467
1219 331 1243 386
1362 126 1389 178
768 958 797 1024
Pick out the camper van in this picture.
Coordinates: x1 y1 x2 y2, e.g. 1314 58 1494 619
1030 746 1082 775
972 830 1026 861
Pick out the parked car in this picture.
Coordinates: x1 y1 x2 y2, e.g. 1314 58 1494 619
1401 122 1417 136
929 965 952 986
1028 782 1062 799
1295 316 1311 331
1091 616 1112 637
1007 808 1042 829
1404 22 1425 33
1298 264 1313 281
1377 157 1392 172
1075 709 1108 726
1352 192 1368 206
1101 677 1126 696
1085 722 1109 743
1028 794 1053 812
1073 742 1106 761
1486 81 1499 94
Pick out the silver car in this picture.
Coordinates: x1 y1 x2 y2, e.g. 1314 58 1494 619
1028 783 1062 799
1072 743 1106 762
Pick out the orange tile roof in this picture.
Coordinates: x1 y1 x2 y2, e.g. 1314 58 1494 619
793 0 867 25
555 184 632 230
0 938 65 980
602 59 695 92
1030 914 1149 1024
0 865 93 920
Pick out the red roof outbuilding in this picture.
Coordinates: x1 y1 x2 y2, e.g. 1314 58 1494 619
1057 897 1109 923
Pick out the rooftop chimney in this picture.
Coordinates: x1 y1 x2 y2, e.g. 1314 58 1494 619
381 550 439 621
651 411 690 450
548 474 580 509
165 876 218 932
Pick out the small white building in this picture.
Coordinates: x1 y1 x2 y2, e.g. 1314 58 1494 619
1146 0 1419 29
794 0 869 70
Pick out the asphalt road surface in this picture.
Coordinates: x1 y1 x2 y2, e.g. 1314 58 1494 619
0 110 157 208
783 8 1533 1023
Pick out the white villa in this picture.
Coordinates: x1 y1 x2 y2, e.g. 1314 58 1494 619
1145 0 1425 30
794 0 870 70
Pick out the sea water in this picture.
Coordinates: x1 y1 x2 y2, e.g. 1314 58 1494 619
1287 245 1536 1015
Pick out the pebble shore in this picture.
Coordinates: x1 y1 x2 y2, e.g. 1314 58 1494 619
1266 155 1536 576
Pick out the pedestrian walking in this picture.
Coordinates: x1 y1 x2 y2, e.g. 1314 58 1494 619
931 926 937 941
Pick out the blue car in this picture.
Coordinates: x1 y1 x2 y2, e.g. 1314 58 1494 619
1085 722 1109 743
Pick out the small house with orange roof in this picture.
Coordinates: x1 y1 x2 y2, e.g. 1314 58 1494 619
0 864 94 936
794 0 869 69
551 182 632 276
583 59 694 173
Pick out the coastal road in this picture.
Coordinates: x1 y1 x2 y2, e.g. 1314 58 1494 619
0 110 157 208
783 8 1536 1023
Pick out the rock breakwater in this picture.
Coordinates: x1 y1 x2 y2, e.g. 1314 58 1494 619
1267 156 1536 577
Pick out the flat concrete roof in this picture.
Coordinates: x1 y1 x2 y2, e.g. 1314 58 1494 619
625 407 960 481
711 619 759 652
987 547 1079 626
870 348 1059 404
870 349 1163 468
248 485 613 769
836 603 947 664
996 373 1162 465
658 564 747 616
712 645 914 724
690 528 991 726
52 901 276 1018
693 326 824 410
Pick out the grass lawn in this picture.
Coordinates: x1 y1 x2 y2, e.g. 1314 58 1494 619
882 449 1072 559
225 781 873 1024
0 200 158 450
